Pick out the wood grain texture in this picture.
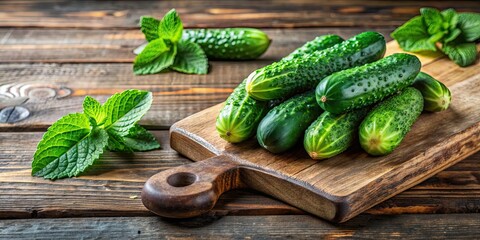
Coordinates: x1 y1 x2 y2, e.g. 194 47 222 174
169 46 480 222
0 28 393 62
1 214 480 239
0 0 478 29
1 130 479 219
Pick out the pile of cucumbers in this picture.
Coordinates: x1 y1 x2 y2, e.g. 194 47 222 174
216 31 452 159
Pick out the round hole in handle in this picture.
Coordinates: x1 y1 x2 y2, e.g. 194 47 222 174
166 172 198 187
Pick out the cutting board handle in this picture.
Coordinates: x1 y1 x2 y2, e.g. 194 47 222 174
141 155 241 218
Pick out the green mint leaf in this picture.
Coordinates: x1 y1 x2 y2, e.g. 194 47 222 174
140 16 161 42
441 8 459 31
107 124 160 152
391 16 437 52
442 42 478 67
123 124 160 151
171 41 208 74
83 96 106 126
457 13 480 42
133 42 148 55
444 28 461 43
134 38 168 64
159 9 183 43
420 7 444 35
103 89 153 137
106 129 133 152
429 31 445 43
133 39 177 75
32 113 108 180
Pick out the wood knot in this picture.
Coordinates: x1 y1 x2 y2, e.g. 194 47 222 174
0 83 72 103
0 106 30 123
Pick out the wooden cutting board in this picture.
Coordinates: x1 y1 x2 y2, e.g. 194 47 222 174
142 41 480 223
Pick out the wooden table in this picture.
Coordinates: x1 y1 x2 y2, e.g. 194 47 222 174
1 1 479 238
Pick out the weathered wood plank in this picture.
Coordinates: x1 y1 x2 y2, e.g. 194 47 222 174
0 28 393 62
0 0 478 29
1 214 480 239
0 131 479 219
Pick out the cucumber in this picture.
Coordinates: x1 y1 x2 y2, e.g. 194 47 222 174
216 35 344 143
304 108 369 159
359 87 423 156
316 53 421 115
281 35 344 61
216 80 269 143
412 72 451 112
257 91 322 153
245 31 386 101
182 28 270 60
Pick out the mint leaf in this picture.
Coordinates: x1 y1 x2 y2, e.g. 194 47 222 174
107 124 160 152
441 9 459 31
171 41 208 74
133 42 148 55
442 42 478 67
103 90 153 137
391 16 437 52
159 9 183 43
123 124 160 151
106 129 133 152
140 16 161 42
32 113 108 179
457 13 480 42
444 28 461 43
420 8 444 35
83 96 106 126
134 38 168 64
133 39 177 75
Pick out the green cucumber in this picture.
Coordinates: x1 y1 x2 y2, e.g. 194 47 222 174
216 80 269 143
412 72 452 112
182 28 270 60
304 108 369 159
246 31 386 101
257 91 322 153
281 35 345 61
359 87 423 156
316 53 421 115
216 35 344 143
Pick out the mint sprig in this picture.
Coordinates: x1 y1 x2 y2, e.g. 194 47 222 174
32 90 160 180
158 9 183 43
134 9 208 75
457 13 480 42
171 41 208 74
140 16 160 42
391 8 479 67
391 16 437 52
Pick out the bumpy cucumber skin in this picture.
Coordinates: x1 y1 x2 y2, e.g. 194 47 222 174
316 53 421 115
216 35 344 143
281 35 344 61
257 91 322 153
412 72 452 112
359 87 423 156
216 80 269 143
246 31 387 101
182 28 270 60
304 108 369 159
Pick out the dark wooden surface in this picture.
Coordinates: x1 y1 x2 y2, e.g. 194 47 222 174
1 0 479 238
